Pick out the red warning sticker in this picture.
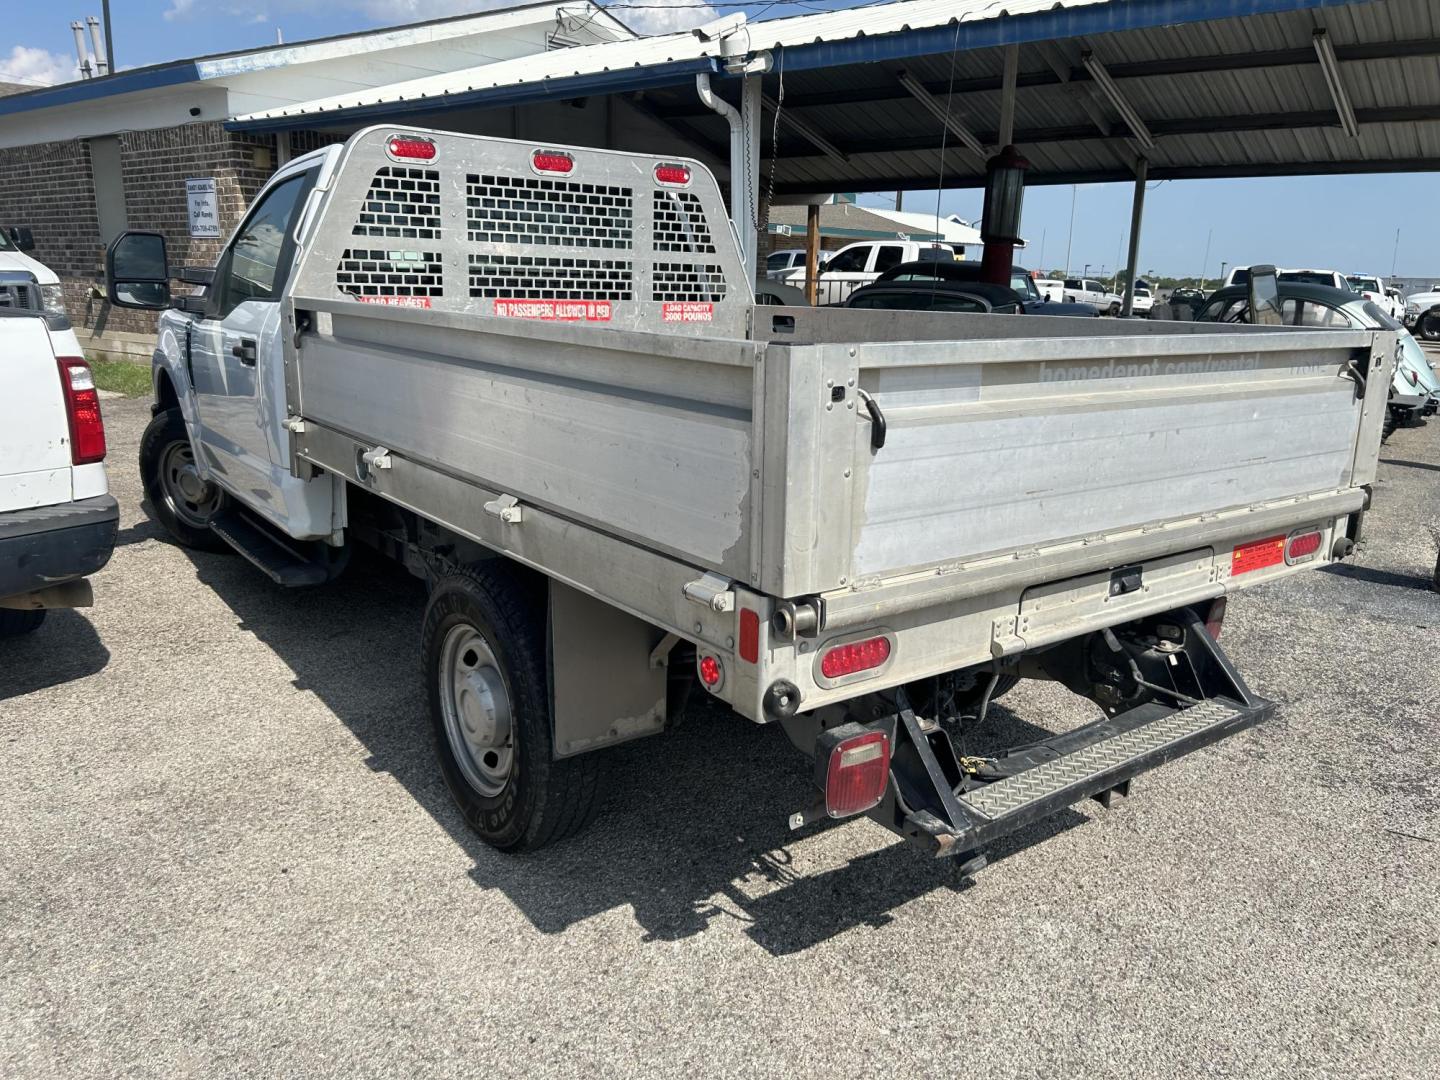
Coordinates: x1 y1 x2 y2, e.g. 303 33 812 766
493 299 612 322
1231 535 1285 575
662 302 714 323
356 295 432 309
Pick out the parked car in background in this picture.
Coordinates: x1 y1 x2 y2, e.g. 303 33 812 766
1128 285 1154 314
1346 274 1404 320
764 248 828 280
1222 266 1353 292
1034 277 1064 301
1168 286 1208 317
0 307 116 637
779 239 954 303
753 278 809 306
1062 277 1122 315
1403 286 1440 341
0 225 69 318
844 278 1023 314
873 261 1098 317
1195 281 1437 439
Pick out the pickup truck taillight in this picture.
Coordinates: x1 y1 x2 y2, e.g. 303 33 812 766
57 357 106 464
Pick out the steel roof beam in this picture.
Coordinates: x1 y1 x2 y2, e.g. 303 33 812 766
761 93 849 162
771 157 1440 196
1079 49 1154 149
893 68 988 159
1312 28 1360 138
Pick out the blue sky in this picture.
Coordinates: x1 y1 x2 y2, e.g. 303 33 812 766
6 1 1437 279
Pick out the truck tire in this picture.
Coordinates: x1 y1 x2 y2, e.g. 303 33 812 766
1382 407 1398 442
422 567 604 852
1418 311 1440 342
139 408 229 551
0 608 46 638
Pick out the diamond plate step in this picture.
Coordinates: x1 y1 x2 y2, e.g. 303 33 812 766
960 698 1244 820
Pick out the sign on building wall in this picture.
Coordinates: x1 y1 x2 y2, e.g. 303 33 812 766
186 178 220 239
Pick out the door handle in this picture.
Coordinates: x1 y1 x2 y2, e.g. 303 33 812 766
231 339 257 366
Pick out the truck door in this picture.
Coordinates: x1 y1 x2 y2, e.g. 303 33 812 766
189 168 316 519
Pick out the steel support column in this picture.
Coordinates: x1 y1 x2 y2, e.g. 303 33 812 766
805 203 821 306
1121 156 1147 317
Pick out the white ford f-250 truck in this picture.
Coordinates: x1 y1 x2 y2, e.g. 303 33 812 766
104 128 1392 869
0 307 116 636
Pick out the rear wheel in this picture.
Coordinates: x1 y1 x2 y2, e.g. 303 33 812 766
139 408 229 551
1418 312 1440 342
422 567 604 851
0 608 46 638
1382 407 1399 442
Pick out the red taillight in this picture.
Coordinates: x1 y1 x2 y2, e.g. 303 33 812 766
698 654 722 688
386 135 436 161
1204 596 1227 640
654 162 691 186
825 730 890 818
738 608 759 664
1286 529 1323 563
1408 368 1420 386
820 636 891 680
532 150 574 175
57 358 105 464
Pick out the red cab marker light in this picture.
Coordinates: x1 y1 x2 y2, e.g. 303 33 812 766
654 162 691 186
1285 528 1323 564
824 729 890 818
819 635 892 681
386 135 436 161
57 357 106 464
698 655 723 688
532 150 574 175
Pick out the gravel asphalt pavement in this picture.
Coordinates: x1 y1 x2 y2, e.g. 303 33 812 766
3 381 1438 1078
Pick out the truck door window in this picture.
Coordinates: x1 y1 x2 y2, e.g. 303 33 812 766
825 246 871 273
873 246 906 273
211 172 313 319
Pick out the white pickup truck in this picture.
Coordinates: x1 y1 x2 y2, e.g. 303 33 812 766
778 238 955 304
1061 277 1122 315
104 128 1392 868
0 308 116 636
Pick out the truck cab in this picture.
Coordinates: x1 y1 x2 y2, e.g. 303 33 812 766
0 226 69 319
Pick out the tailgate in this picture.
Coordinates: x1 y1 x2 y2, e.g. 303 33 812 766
0 314 70 512
760 325 1390 599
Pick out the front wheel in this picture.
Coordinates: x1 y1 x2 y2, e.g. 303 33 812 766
139 407 229 550
1418 312 1440 342
1382 407 1399 442
422 568 604 852
1108 301 1121 317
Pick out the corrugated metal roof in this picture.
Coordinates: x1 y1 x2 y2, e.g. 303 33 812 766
229 0 1440 190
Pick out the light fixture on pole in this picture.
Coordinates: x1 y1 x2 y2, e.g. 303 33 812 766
1312 29 1359 138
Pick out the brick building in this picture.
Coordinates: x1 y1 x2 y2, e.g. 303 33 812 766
0 3 630 356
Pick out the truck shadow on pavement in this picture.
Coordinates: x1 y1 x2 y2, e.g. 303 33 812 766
184 548 1088 956
0 609 110 700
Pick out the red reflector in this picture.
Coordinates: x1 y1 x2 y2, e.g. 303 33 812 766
57 358 106 464
1408 368 1420 386
1286 530 1323 562
738 608 759 664
386 136 436 161
532 150 574 175
1204 596 1227 640
698 655 722 687
1231 535 1284 576
820 636 891 680
825 731 890 818
654 162 691 186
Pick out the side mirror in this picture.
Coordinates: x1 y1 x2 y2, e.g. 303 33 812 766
106 230 171 310
7 225 35 251
1248 264 1284 326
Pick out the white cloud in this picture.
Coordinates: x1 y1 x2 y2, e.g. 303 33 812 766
610 1 719 36
164 0 199 19
349 1 720 36
0 45 79 87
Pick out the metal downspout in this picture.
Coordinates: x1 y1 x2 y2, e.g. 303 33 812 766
696 72 750 271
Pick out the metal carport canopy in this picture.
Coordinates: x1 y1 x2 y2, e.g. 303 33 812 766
228 0 1440 193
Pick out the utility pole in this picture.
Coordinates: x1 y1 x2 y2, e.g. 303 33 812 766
1199 227 1212 288
1063 184 1077 277
1390 227 1400 279
102 0 115 73
1220 260 1228 287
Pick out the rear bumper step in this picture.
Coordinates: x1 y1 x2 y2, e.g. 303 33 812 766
955 696 1270 848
